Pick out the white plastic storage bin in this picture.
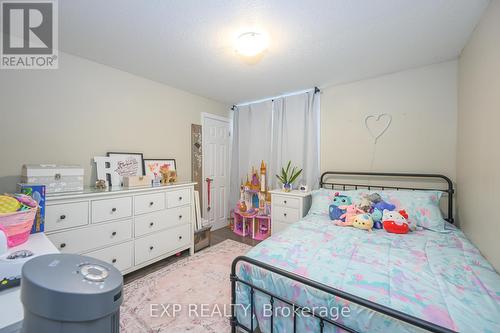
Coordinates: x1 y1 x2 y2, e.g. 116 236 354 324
22 164 84 193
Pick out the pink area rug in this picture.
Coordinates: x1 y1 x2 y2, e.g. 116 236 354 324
120 239 251 333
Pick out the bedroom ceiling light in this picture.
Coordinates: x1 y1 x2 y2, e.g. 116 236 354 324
235 32 269 57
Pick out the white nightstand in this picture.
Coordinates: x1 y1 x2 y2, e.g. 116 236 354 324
270 190 312 235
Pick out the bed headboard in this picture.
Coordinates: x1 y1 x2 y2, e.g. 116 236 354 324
320 171 455 224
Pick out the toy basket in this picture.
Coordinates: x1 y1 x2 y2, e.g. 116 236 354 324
0 205 37 247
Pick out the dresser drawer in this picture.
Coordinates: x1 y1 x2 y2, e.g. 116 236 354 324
135 206 190 237
166 189 191 208
45 201 89 232
135 224 190 265
135 210 168 237
273 195 300 209
48 219 133 253
273 206 300 224
92 197 132 223
134 192 165 215
84 241 133 272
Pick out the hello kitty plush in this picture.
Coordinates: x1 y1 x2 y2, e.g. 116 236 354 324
382 209 410 234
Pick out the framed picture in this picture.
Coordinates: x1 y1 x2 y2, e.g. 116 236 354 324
107 152 145 186
144 159 176 179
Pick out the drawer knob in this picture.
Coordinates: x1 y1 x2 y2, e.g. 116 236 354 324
60 214 66 220
111 231 117 236
178 236 182 240
178 196 183 201
178 215 183 219
149 222 154 227
284 200 287 204
149 201 154 206
111 208 117 212
60 243 66 248
112 258 117 263
149 246 154 250
284 213 287 217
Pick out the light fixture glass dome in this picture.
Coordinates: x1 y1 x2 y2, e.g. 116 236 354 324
235 32 269 57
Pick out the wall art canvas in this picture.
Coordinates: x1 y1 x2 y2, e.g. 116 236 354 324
144 159 176 179
106 152 145 186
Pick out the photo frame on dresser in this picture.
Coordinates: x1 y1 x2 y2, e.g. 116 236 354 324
106 152 145 186
144 159 176 179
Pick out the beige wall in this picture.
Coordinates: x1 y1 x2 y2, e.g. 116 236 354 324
458 0 500 271
320 61 458 179
0 52 228 191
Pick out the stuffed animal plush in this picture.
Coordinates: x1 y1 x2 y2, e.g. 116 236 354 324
352 214 374 232
334 204 364 226
371 208 384 229
373 199 396 213
382 209 410 234
160 165 171 184
368 193 382 204
357 195 372 213
328 193 352 221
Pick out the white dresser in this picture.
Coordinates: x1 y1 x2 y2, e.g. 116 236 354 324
270 190 312 234
45 182 195 275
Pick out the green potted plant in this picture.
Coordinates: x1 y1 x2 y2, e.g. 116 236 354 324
276 161 302 192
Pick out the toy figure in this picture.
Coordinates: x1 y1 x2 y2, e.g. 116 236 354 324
238 201 247 212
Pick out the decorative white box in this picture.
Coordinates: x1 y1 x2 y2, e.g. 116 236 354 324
22 164 84 193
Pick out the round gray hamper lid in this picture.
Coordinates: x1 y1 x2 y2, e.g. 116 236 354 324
21 253 123 322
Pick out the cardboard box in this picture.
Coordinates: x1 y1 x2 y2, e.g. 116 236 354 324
17 184 46 233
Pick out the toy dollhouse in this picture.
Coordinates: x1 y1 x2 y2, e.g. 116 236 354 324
233 161 272 240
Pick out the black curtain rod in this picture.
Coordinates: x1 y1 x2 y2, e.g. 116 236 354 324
231 87 320 110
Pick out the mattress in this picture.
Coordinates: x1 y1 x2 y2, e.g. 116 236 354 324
235 214 500 333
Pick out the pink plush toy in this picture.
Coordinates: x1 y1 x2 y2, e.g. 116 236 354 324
334 204 364 226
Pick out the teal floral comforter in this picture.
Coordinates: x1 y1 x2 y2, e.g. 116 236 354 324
235 214 500 333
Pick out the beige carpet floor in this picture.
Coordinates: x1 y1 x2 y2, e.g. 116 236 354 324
121 239 251 333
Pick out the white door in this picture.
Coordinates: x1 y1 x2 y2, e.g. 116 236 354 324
202 114 230 230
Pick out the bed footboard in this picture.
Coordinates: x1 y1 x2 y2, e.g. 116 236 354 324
230 255 456 333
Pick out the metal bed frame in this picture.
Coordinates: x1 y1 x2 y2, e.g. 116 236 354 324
230 171 456 333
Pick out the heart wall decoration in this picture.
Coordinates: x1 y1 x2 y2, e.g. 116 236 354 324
364 113 392 144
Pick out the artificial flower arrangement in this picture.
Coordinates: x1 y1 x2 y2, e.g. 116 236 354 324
275 161 302 192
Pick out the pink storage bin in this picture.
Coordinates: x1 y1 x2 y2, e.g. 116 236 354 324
0 206 37 247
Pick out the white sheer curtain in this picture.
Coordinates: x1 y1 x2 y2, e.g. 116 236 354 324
229 90 320 208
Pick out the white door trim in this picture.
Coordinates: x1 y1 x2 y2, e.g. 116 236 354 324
201 112 231 230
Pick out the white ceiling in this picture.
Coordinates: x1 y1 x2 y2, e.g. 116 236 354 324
59 0 489 104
